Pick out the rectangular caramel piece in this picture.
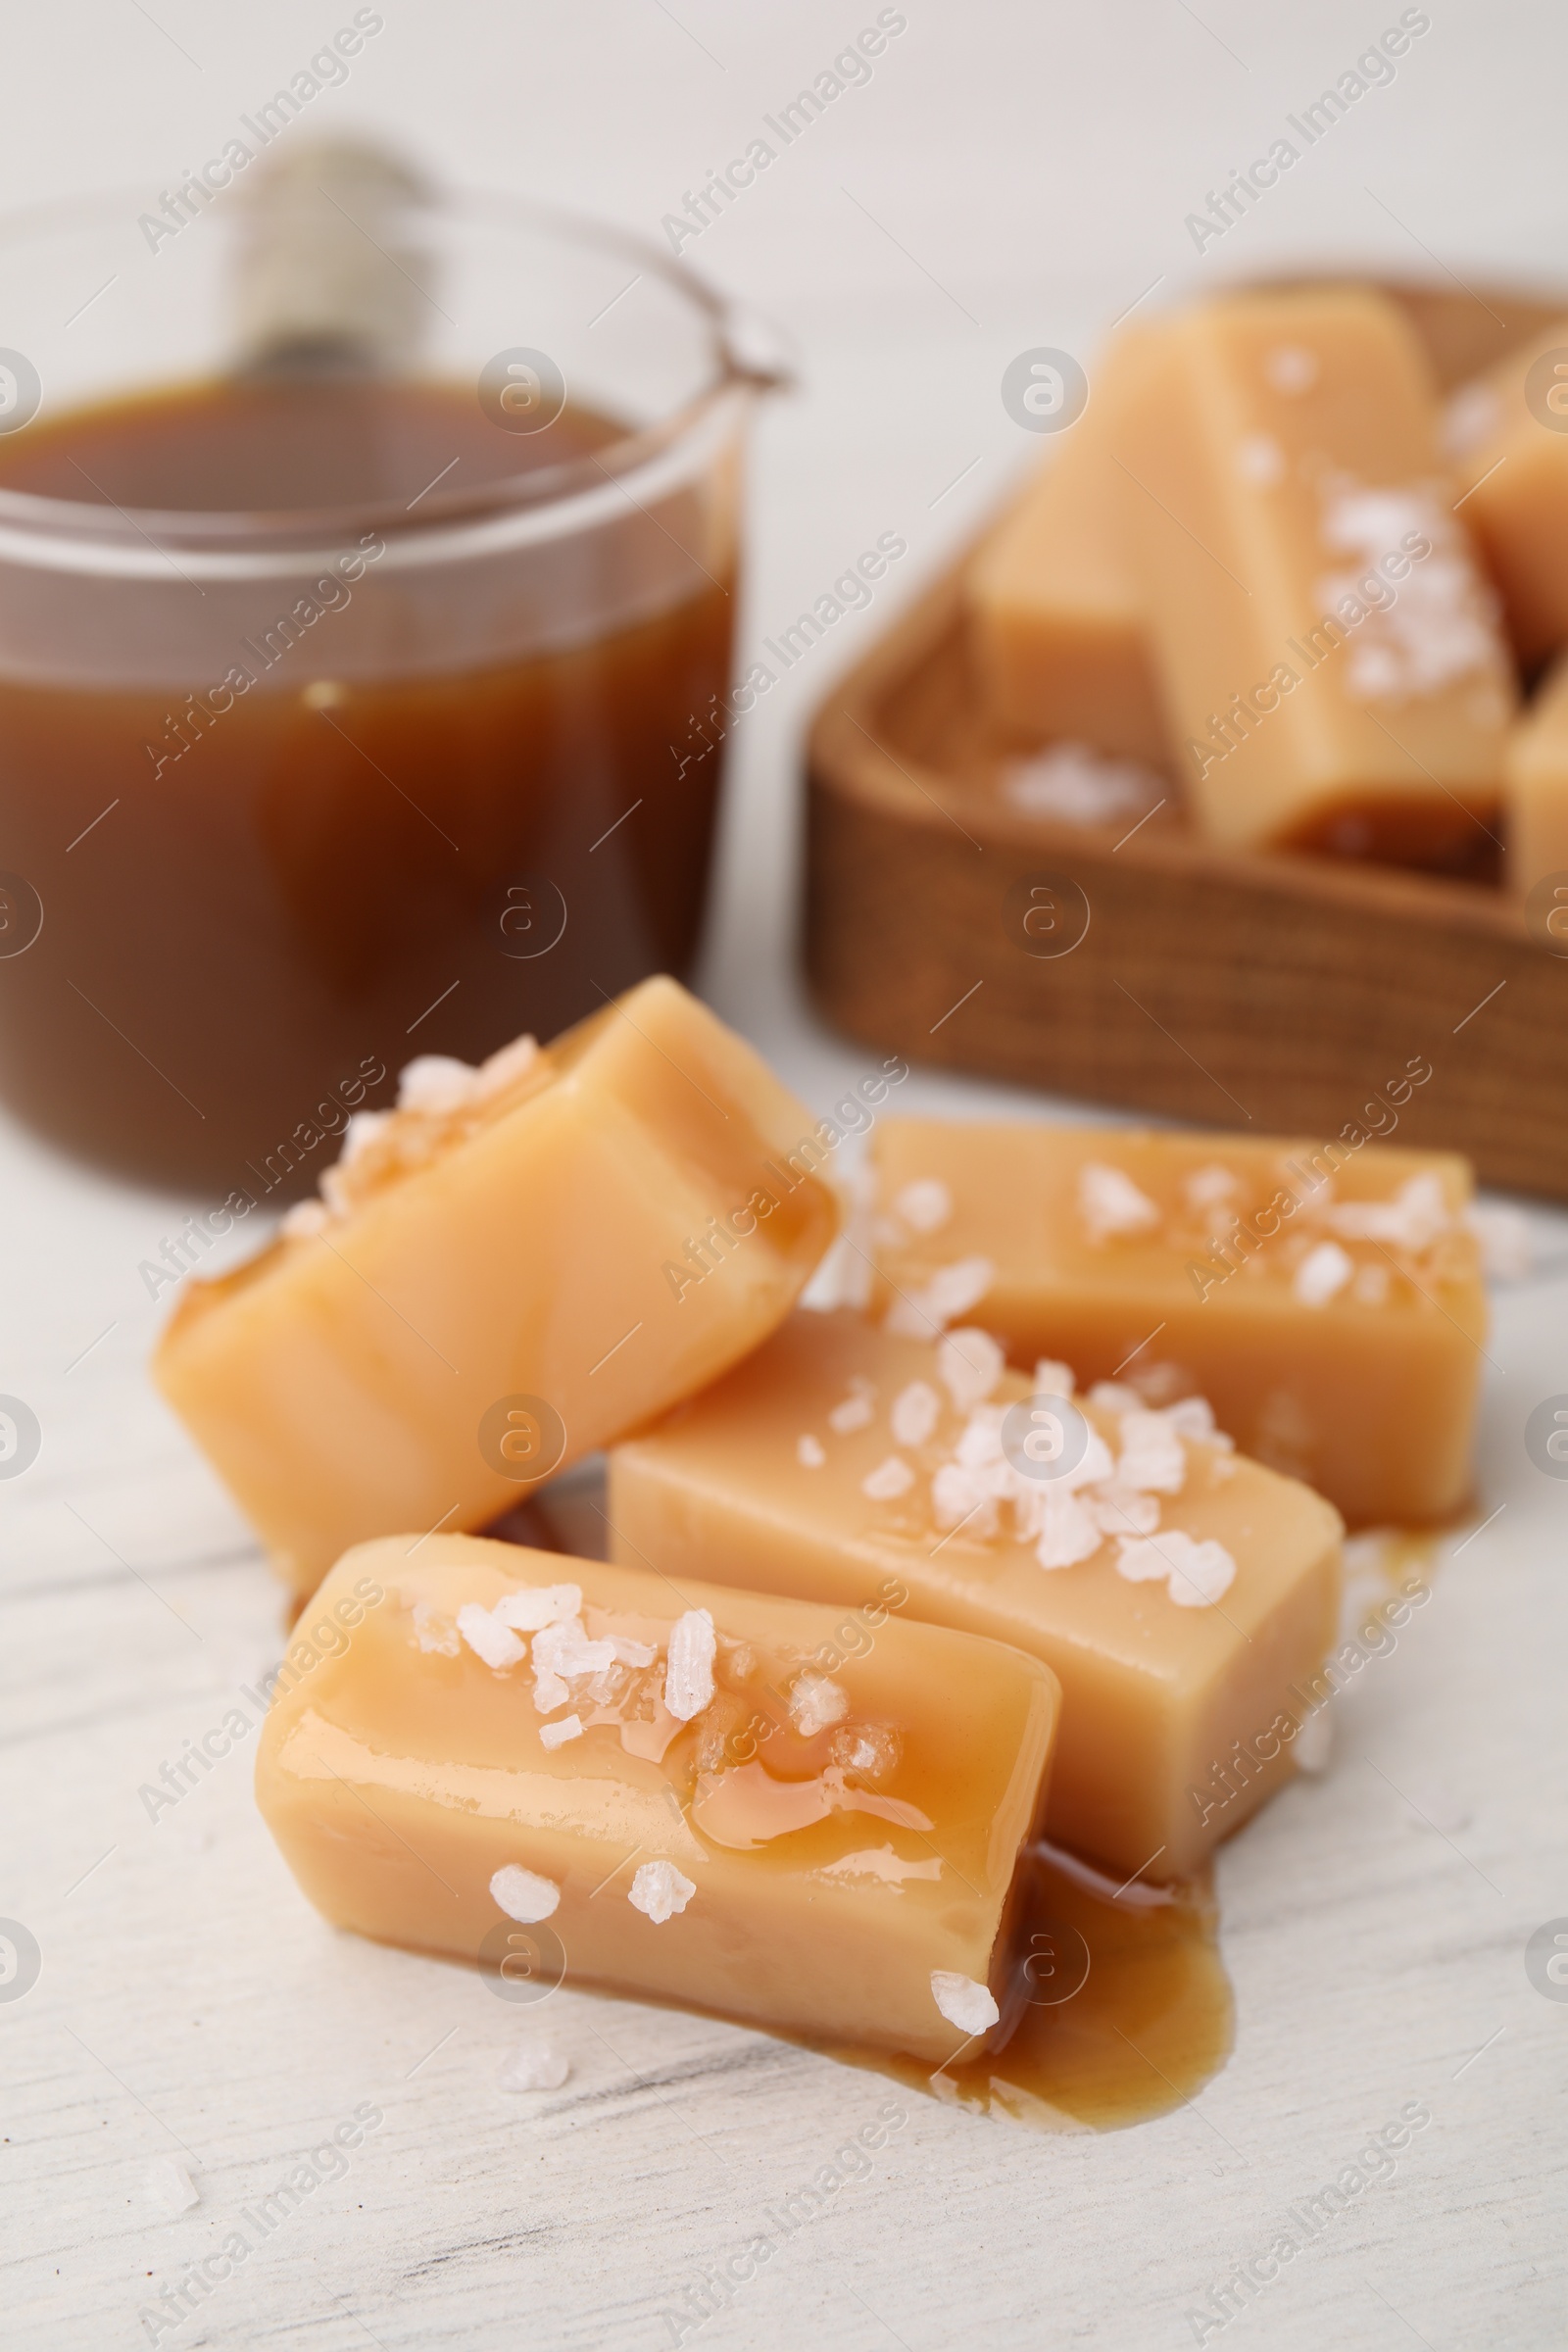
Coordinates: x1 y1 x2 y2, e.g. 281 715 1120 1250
1116 287 1514 860
1505 652 1568 897
1448 318 1568 667
155 979 838 1597
256 1536 1060 2062
867 1118 1485 1528
610 1310 1341 1879
967 325 1167 760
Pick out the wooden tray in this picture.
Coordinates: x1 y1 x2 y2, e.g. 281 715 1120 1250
804 289 1568 1202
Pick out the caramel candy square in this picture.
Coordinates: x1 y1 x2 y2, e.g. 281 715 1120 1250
155 979 838 1596
1448 318 1568 667
256 1536 1060 2062
867 1117 1485 1528
1116 287 1513 861
1506 652 1568 898
968 325 1168 760
610 1310 1342 1879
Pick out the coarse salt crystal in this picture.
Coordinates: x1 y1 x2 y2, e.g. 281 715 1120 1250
789 1672 851 1737
457 1602 525 1672
497 2038 570 2092
1295 1240 1354 1307
828 1393 875 1435
1163 1396 1220 1443
938 1327 1005 1412
930 1970 1000 2035
607 1634 658 1668
1237 432 1285 486
144 2157 200 2217
1329 1171 1450 1251
1032 1358 1075 1399
1003 740 1163 827
861 1454 914 1501
798 1433 826 1468
1165 1537 1238 1607
495 1584 583 1633
628 1860 695 1924
397 1054 476 1115
338 1107 391 1169
1185 1162 1239 1208
885 1256 996 1337
539 1714 583 1749
1465 1201 1531 1280
412 1601 461 1656
490 1863 561 1923
473 1034 540 1101
1114 1535 1181 1585
930 1459 996 1537
532 1617 616 1683
894 1178 953 1233
1116 1411 1188 1495
1035 1486 1103 1570
1088 1380 1143 1415
663 1608 716 1721
281 1198 329 1239
1079 1162 1160 1244
1086 1483 1161 1538
891 1380 942 1447
1265 343 1319 394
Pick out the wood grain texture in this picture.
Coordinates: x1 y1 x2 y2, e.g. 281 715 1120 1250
805 557 1568 1200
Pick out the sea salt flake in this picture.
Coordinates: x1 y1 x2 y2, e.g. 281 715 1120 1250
1115 1535 1180 1585
789 1672 852 1737
628 1860 696 1924
495 1584 583 1633
457 1602 525 1672
1086 1483 1160 1537
1079 1162 1160 1244
539 1714 583 1749
144 2158 199 2217
1185 1162 1239 1209
1265 342 1319 394
798 1432 826 1468
828 1393 875 1435
473 1033 540 1101
1295 1239 1354 1307
490 1863 561 1923
1165 1537 1238 1607
1032 1359 1075 1400
532 1617 616 1683
1163 1396 1221 1444
938 1327 1005 1411
1237 432 1284 486
607 1634 657 1667
1003 741 1163 827
1116 1410 1188 1495
397 1054 475 1115
894 1178 953 1234
931 1460 996 1537
1465 1201 1532 1279
891 1380 942 1447
862 1454 914 1501
1088 1380 1143 1415
338 1107 391 1168
663 1608 716 1721
497 2037 569 2092
1036 1487 1103 1570
930 1970 1000 2034
1330 1171 1451 1251
886 1256 996 1337
281 1199 329 1239
412 1601 461 1656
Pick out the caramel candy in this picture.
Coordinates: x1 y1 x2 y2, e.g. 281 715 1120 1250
867 1116 1485 1528
1448 318 1568 666
155 979 838 1597
1506 653 1568 897
255 1536 1060 2061
968 326 1167 760
1116 287 1513 861
610 1310 1341 1879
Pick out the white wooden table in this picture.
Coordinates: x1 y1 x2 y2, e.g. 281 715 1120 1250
5 5 1568 2344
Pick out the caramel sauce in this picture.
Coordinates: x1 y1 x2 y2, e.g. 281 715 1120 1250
0 377 734 1190
817 1843 1232 2132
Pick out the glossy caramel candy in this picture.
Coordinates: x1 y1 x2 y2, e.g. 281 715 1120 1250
255 1536 1061 2062
155 979 838 1596
866 1116 1485 1528
610 1310 1342 1879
